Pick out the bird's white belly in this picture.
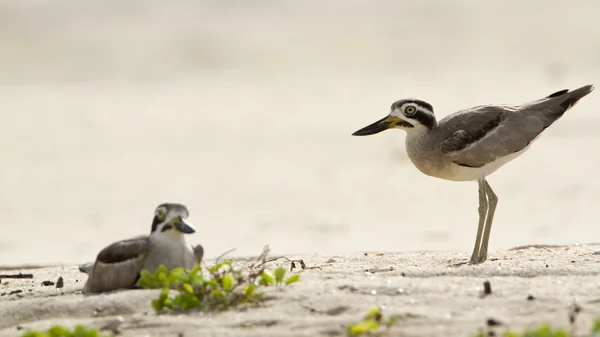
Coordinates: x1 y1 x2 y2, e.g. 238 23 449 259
406 129 541 182
436 143 534 182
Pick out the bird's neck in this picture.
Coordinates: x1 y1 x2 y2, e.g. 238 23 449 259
404 123 436 157
405 123 434 139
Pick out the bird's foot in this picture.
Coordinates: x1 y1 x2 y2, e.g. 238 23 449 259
451 260 470 267
451 255 487 267
468 256 487 265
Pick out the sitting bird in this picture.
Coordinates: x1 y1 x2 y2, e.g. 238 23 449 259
80 202 204 293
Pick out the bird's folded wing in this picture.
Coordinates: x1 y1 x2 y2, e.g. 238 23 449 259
440 106 548 168
82 235 149 294
96 235 149 264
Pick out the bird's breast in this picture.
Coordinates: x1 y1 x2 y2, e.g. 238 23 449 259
145 236 195 272
404 133 451 179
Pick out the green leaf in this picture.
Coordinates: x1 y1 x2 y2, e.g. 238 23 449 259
273 267 286 284
244 284 255 297
73 325 85 336
182 283 194 294
221 275 233 291
157 271 168 285
210 289 224 301
137 269 161 289
151 298 164 312
73 325 98 337
174 292 200 310
154 264 169 276
592 318 600 333
19 325 109 337
284 274 300 285
258 272 274 286
207 262 225 274
159 288 170 301
48 326 71 337
164 298 173 308
346 320 378 336
382 315 397 328
551 330 568 337
139 269 152 280
364 308 381 320
168 267 186 283
189 264 201 278
190 275 204 287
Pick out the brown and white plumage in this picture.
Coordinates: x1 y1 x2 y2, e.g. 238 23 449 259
352 85 594 264
81 203 204 294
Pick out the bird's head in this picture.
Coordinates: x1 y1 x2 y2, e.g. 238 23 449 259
150 203 195 238
352 99 437 136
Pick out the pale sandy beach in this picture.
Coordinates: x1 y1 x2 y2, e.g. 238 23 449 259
1 0 600 335
2 245 600 336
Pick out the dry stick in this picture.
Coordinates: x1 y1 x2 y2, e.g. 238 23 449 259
245 245 271 271
216 245 273 304
215 248 238 264
0 273 33 279
254 255 322 271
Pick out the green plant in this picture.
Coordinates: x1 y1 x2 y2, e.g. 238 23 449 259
20 325 110 337
137 258 300 312
474 317 600 337
592 317 600 333
473 324 569 337
346 307 398 336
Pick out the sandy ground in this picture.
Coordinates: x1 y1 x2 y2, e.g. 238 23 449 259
2 245 600 337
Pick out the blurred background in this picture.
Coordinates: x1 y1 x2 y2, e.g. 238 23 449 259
1 0 599 266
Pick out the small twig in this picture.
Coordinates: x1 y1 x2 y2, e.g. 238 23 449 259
248 245 271 270
215 248 237 264
254 256 290 268
255 256 322 271
0 273 33 279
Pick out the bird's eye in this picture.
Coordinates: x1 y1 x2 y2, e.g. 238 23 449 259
404 106 417 115
156 209 166 221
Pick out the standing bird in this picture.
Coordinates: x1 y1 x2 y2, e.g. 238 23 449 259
352 85 594 264
81 203 204 293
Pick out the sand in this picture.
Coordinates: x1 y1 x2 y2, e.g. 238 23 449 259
2 245 600 337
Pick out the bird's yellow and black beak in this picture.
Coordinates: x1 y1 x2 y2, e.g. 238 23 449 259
172 216 196 234
352 115 404 136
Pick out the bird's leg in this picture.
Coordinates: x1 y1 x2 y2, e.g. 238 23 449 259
470 179 488 264
477 179 498 263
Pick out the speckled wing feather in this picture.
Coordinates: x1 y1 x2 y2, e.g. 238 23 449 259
440 86 593 168
82 235 149 294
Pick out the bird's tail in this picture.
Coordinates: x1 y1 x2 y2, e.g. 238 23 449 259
545 84 594 112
